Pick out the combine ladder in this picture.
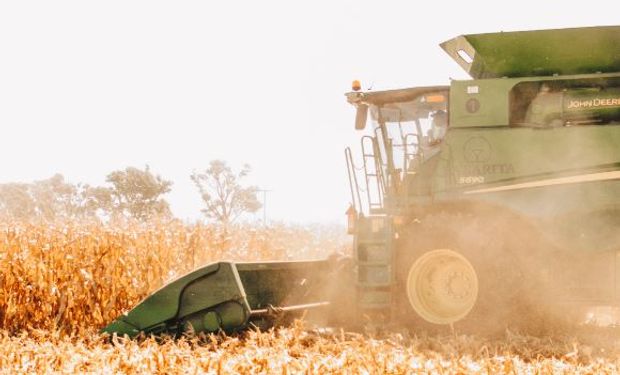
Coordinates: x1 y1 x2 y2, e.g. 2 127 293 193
345 136 395 326
355 215 394 324
360 135 386 214
346 136 394 324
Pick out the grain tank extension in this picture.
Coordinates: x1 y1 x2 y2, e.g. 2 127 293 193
103 26 620 337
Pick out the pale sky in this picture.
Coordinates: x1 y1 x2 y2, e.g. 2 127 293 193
0 1 618 224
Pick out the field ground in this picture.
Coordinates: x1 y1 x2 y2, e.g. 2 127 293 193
1 221 619 374
2 326 620 374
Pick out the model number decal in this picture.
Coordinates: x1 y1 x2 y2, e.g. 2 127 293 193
458 176 485 184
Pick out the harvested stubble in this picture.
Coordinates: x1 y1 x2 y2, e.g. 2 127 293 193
1 324 619 374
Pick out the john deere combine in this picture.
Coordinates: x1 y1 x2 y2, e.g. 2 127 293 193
103 26 620 337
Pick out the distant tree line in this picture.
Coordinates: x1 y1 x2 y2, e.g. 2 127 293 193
0 161 261 224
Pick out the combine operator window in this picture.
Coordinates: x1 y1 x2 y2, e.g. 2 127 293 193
369 91 448 177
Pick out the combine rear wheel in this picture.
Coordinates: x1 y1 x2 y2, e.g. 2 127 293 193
406 249 478 325
395 206 556 335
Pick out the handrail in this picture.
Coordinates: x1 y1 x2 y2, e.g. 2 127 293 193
361 135 385 212
345 147 363 214
372 137 387 199
373 127 389 186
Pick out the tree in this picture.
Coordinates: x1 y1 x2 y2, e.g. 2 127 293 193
0 175 84 221
191 160 261 224
105 166 173 220
30 174 82 221
80 185 114 219
0 183 36 220
0 167 173 222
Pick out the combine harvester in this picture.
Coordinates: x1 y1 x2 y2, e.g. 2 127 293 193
103 26 620 337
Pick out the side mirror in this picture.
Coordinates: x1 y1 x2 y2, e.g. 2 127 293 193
355 104 368 130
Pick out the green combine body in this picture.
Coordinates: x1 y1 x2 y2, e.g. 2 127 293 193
103 26 620 337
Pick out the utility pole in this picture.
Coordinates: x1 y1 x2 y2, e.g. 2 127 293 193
257 189 271 225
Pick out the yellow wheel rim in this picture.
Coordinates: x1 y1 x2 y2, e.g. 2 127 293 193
406 249 478 325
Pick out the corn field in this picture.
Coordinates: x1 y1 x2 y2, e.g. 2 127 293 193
0 220 348 336
0 221 619 374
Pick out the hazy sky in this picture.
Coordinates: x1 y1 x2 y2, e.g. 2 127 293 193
1 1 618 223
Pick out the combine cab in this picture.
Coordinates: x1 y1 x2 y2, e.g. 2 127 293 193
103 26 620 337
